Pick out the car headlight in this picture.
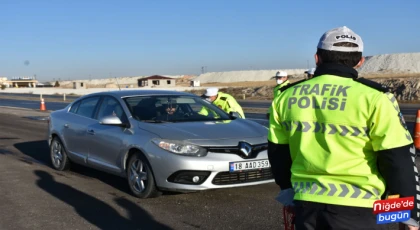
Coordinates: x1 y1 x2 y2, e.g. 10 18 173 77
152 139 207 157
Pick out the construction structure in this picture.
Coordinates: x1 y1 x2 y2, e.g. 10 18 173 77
1 76 39 88
190 80 201 87
73 81 87 89
138 75 176 87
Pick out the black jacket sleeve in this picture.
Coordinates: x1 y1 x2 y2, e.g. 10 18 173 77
377 144 420 222
268 140 293 190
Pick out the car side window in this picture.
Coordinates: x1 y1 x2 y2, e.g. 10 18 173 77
97 96 127 122
69 101 81 114
75 96 101 119
124 97 158 120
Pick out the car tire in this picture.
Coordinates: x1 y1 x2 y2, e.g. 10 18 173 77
127 152 161 199
50 137 71 171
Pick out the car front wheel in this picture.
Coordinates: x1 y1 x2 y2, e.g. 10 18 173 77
50 137 71 171
127 152 161 198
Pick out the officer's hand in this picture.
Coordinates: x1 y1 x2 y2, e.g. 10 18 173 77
402 219 419 229
275 188 295 206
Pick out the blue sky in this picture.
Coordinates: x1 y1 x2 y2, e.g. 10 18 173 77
1 0 419 81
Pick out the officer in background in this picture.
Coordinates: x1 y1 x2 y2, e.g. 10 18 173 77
304 67 316 79
268 26 420 229
201 87 245 118
273 71 290 99
266 71 290 119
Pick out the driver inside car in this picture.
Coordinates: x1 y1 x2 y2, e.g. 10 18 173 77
154 101 186 121
164 103 177 115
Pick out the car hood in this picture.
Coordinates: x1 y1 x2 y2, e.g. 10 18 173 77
138 119 268 145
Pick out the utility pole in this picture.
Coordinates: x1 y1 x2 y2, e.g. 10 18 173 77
307 60 309 69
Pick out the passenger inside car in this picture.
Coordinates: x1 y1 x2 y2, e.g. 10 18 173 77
132 98 158 120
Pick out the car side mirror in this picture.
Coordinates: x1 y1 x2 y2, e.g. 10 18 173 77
100 115 129 128
229 111 241 119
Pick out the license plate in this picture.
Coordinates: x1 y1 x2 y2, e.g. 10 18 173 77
229 159 271 172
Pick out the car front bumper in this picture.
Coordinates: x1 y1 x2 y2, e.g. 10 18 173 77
145 143 275 192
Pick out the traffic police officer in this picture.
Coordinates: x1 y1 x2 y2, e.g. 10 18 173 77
268 26 420 230
267 71 290 119
273 71 290 99
201 87 245 118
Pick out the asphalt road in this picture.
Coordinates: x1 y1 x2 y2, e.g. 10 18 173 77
0 92 79 100
0 98 418 119
0 107 413 229
0 111 283 230
0 98 69 111
237 100 420 116
0 108 409 230
0 98 417 130
0 98 270 127
0 93 418 116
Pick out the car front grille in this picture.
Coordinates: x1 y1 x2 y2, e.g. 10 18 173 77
205 143 268 159
212 169 273 185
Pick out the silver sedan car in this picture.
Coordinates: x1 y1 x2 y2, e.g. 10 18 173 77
48 90 273 198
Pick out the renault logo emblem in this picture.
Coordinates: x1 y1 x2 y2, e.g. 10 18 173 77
239 142 252 157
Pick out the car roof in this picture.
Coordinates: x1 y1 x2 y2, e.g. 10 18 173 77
77 89 197 99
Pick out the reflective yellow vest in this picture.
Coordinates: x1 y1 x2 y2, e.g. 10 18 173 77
268 74 412 208
199 92 245 118
273 80 290 99
267 80 291 124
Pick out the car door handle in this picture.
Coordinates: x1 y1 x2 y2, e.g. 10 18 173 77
64 124 69 128
87 129 95 135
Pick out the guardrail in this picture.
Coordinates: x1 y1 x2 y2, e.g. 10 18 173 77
0 92 80 101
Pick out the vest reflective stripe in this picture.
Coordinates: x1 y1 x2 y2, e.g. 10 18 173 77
386 92 412 142
386 92 400 112
292 182 380 200
280 120 369 137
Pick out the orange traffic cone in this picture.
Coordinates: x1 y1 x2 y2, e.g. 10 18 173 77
414 110 420 150
40 98 46 111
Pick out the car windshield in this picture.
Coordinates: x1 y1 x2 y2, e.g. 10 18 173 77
123 95 231 123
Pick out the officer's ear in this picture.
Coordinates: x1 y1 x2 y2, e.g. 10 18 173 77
315 53 321 66
354 56 365 69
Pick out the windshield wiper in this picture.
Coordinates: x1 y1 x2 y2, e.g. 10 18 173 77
141 119 172 123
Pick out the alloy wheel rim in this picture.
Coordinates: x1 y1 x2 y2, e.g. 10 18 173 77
52 141 63 167
130 159 148 193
